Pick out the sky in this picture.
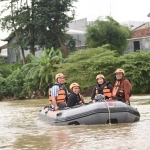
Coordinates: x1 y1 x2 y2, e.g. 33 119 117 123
0 0 150 46
73 0 150 22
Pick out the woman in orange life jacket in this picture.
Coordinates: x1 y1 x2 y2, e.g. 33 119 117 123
112 69 132 105
49 73 68 111
67 83 85 107
91 74 113 102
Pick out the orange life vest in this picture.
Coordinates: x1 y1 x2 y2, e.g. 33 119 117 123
112 80 124 98
95 84 112 100
49 83 67 105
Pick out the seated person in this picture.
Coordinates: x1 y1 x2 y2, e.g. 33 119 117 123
49 73 67 111
67 83 85 107
91 74 113 102
112 68 132 105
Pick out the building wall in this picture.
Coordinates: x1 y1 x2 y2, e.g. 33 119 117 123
68 18 87 48
0 48 7 58
124 36 150 53
68 18 87 31
7 36 43 63
7 36 17 63
5 18 88 63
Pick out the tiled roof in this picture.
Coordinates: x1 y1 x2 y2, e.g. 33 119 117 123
131 28 150 38
0 43 7 49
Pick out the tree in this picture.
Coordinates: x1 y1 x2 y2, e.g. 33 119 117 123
33 0 77 57
56 46 120 93
118 50 150 93
0 0 77 64
22 47 64 95
86 16 132 54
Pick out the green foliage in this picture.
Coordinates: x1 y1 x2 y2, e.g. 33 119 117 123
6 68 27 99
22 47 64 95
57 47 120 92
0 0 77 58
86 16 132 54
0 75 6 100
1 47 150 100
0 68 26 100
118 50 150 93
0 62 22 78
55 48 150 95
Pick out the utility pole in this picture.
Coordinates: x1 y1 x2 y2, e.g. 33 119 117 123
110 0 111 16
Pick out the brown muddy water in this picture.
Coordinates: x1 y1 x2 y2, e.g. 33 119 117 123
0 96 150 150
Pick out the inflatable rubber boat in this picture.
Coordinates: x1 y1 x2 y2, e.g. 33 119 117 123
38 99 140 126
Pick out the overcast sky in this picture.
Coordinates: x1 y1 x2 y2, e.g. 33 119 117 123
73 0 150 22
1 0 150 46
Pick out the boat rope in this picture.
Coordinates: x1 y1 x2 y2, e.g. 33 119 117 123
104 100 111 124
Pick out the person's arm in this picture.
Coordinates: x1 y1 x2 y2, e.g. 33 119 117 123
67 94 77 107
51 97 59 110
123 80 131 102
91 86 96 101
79 93 85 103
50 85 59 110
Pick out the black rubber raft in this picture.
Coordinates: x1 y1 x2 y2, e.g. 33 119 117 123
38 100 140 126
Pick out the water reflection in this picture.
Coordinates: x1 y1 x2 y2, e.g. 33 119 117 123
0 96 150 150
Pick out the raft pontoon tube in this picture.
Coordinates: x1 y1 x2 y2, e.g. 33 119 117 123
38 99 140 126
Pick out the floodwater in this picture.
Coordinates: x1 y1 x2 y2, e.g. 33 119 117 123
0 96 150 150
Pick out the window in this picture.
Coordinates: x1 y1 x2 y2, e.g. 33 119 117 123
134 41 140 52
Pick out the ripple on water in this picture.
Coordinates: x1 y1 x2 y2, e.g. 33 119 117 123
0 98 150 150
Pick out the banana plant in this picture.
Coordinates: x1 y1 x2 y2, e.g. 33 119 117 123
22 47 63 93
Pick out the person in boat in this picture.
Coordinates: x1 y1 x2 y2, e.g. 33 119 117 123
67 83 85 107
49 73 68 111
91 74 113 102
112 69 132 105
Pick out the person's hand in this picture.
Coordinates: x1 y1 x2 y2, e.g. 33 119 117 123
125 101 130 105
54 106 59 111
92 100 96 103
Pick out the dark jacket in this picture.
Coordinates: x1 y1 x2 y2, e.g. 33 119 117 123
67 92 83 107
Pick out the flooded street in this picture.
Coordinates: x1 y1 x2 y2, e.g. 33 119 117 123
0 96 150 150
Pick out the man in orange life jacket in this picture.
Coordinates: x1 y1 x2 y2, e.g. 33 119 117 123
112 69 132 105
91 74 113 102
49 73 68 111
67 83 85 107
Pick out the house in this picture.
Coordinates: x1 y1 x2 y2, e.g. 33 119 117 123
0 18 87 64
125 22 150 53
0 43 8 60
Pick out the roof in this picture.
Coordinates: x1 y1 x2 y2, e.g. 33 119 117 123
132 28 150 38
0 44 7 49
133 22 149 31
